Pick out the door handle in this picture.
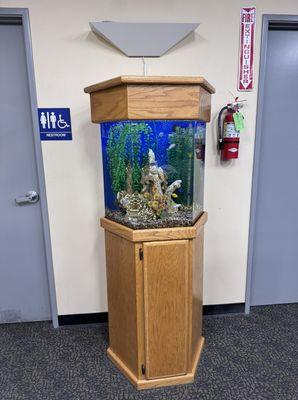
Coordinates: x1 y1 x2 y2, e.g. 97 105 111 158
15 190 40 205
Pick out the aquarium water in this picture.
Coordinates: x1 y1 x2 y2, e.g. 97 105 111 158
100 120 206 229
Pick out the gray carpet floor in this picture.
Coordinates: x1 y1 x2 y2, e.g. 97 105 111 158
0 304 297 400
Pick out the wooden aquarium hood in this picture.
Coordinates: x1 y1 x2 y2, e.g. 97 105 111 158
84 75 215 123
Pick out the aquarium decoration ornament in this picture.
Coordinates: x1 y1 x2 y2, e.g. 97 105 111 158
116 148 182 222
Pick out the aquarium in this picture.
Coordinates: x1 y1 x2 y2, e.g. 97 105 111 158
100 120 206 229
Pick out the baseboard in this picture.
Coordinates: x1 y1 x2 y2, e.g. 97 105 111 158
203 303 245 315
58 303 244 326
58 312 108 326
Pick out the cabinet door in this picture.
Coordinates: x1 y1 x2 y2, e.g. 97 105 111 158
143 240 189 379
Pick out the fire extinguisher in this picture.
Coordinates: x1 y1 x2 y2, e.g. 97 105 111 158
218 99 245 160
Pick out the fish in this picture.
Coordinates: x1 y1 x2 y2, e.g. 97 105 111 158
168 143 176 150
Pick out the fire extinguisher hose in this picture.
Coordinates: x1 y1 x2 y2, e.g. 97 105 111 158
218 105 228 150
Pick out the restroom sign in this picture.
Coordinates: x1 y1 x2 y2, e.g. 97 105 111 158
38 108 72 140
238 7 256 91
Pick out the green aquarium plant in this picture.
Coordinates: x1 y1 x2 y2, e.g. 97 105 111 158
167 125 194 205
106 122 152 196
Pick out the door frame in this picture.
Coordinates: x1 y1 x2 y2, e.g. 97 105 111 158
0 8 58 327
245 14 298 313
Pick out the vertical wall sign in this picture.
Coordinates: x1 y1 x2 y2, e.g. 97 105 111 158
238 7 256 91
38 108 72 141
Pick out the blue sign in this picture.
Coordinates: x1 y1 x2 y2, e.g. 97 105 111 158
38 108 72 141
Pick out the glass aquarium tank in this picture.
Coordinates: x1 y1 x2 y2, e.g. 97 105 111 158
100 119 206 229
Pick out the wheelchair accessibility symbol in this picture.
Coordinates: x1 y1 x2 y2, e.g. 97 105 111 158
57 114 70 129
38 108 72 141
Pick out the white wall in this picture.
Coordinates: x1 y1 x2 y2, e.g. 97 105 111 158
2 0 298 314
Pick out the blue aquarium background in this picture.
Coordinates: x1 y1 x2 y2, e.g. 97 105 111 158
100 119 206 229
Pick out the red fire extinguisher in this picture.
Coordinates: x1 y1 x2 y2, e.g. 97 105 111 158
218 99 245 160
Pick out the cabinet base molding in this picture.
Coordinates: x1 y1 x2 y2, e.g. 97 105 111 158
107 337 205 390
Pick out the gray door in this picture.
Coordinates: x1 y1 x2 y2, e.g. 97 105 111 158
0 21 51 322
251 27 298 305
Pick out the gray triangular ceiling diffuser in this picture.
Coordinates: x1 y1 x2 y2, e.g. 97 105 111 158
89 22 199 57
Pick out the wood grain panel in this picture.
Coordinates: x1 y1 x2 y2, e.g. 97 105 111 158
84 75 216 94
100 217 197 241
143 240 189 379
107 342 204 390
135 243 146 379
133 225 197 242
85 76 214 123
100 212 207 242
105 231 139 376
100 218 134 241
190 228 204 366
198 87 211 122
89 85 127 122
127 84 211 121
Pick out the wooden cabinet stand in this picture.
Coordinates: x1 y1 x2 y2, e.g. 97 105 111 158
100 212 207 390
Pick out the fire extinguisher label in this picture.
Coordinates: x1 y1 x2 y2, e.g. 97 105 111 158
224 122 240 138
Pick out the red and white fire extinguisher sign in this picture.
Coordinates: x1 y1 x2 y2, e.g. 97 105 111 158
218 99 245 160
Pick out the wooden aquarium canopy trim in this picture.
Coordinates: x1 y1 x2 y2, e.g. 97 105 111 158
84 75 216 94
84 75 215 123
100 212 208 242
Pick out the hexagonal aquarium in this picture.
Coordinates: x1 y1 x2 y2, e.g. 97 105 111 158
100 119 206 229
